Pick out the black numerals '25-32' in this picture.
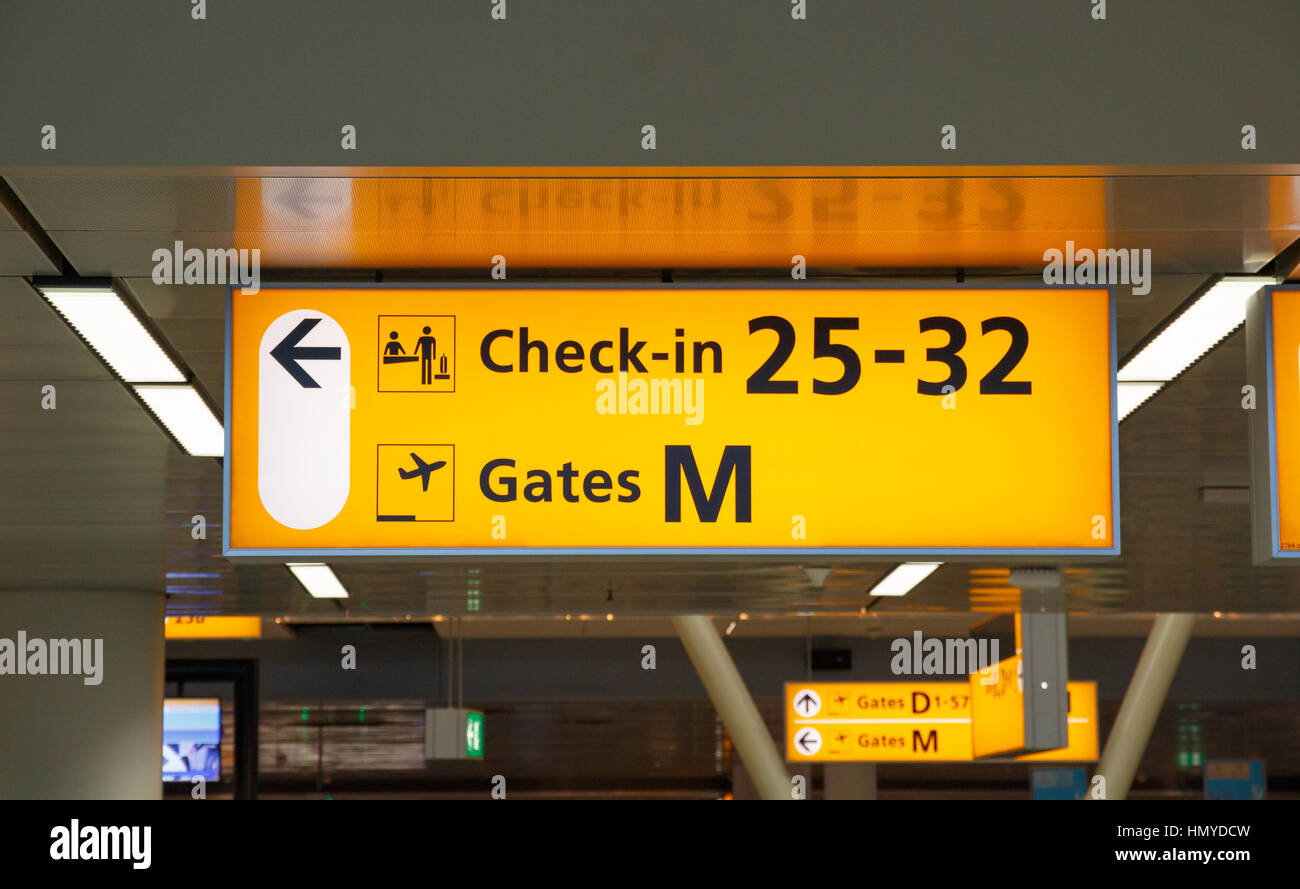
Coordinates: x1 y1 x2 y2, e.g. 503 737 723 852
916 315 1031 395
747 314 1031 396
747 316 863 395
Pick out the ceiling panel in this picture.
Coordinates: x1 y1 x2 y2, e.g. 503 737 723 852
0 196 59 275
0 278 111 379
0 232 59 276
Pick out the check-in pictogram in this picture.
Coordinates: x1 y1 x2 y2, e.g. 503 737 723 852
378 315 455 392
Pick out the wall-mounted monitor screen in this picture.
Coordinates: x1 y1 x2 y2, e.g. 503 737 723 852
162 698 222 782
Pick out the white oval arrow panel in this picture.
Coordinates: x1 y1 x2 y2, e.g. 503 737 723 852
258 309 351 529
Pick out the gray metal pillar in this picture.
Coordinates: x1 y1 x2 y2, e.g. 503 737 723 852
824 763 878 800
1013 567 1070 753
1093 613 1195 800
672 615 792 801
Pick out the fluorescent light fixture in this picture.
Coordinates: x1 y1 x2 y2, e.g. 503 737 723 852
40 287 185 383
1118 277 1274 384
869 562 941 597
133 385 224 456
287 563 349 599
1117 381 1164 421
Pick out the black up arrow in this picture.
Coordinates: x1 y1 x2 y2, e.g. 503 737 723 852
271 318 341 388
796 693 817 714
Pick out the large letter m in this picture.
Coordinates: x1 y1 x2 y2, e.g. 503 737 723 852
665 445 752 523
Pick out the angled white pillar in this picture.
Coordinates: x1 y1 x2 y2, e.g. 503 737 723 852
1093 613 1195 800
672 615 792 801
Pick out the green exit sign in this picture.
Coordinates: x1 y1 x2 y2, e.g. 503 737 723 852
425 707 486 760
465 710 484 759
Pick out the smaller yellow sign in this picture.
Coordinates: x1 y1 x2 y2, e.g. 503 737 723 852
969 612 1026 758
785 682 974 763
970 655 1025 757
785 680 1098 764
165 616 262 639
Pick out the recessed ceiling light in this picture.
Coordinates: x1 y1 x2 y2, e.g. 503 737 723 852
1118 276 1275 386
869 562 942 597
39 286 185 383
133 385 224 456
286 563 349 599
1117 381 1164 421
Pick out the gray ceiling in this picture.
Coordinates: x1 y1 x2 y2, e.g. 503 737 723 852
1 171 1299 624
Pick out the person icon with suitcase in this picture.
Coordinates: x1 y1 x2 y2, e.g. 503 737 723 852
415 326 437 386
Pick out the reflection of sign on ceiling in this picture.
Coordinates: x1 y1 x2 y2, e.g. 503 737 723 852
235 175 1108 269
784 680 1098 764
226 285 1117 558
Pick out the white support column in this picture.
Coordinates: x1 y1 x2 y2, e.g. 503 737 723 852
0 589 165 799
672 614 792 801
1093 612 1195 801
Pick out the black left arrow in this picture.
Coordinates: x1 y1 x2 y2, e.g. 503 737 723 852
271 318 341 388
797 731 816 752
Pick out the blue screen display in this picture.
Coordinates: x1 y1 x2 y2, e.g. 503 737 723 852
162 698 222 783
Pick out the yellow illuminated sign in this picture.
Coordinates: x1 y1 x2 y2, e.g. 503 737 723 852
1251 286 1300 562
970 654 1025 757
969 612 1025 758
785 680 1098 763
225 285 1117 557
164 616 262 639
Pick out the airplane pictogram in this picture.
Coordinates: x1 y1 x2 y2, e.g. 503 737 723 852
398 452 447 492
